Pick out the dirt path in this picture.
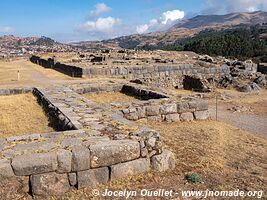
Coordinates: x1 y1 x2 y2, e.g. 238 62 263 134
209 104 267 138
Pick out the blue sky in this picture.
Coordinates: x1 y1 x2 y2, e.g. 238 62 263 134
0 0 266 42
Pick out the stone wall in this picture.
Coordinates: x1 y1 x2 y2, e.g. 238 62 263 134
30 56 83 77
0 87 32 96
122 98 209 122
30 55 231 80
0 85 175 198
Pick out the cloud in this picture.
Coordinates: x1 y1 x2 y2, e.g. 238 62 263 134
202 0 267 14
77 17 121 33
161 10 185 25
0 26 13 33
90 3 111 16
136 9 185 34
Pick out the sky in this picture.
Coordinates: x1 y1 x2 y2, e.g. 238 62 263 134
0 0 266 42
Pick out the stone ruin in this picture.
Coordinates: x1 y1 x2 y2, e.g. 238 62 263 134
0 80 211 198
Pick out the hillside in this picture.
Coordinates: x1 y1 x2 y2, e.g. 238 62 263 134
0 35 76 57
75 11 267 50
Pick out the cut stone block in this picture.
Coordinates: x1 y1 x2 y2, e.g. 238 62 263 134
68 173 77 186
160 104 177 114
77 167 109 189
165 113 180 122
110 158 150 180
12 152 57 176
31 172 70 197
194 110 209 120
145 106 160 116
90 140 140 168
57 149 72 173
71 145 90 171
0 159 15 178
151 150 175 172
177 102 189 113
180 112 194 122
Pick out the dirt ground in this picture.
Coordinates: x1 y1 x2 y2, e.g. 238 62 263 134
0 93 54 137
208 89 267 138
55 120 267 200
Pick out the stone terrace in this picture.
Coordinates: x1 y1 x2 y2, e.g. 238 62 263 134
0 83 183 198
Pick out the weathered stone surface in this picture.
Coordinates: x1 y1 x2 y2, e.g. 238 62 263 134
110 158 150 180
6 134 41 142
71 145 90 171
145 106 160 116
77 167 109 189
12 152 57 176
151 150 175 172
13 141 58 152
0 159 15 178
68 173 77 186
57 149 72 173
177 102 190 113
147 115 162 121
160 104 177 114
194 110 209 120
165 113 180 122
195 100 208 111
136 107 146 118
90 140 140 168
61 138 82 147
180 112 194 122
31 172 70 197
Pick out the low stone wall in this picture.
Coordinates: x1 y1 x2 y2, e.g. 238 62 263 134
0 87 32 96
122 98 209 122
0 85 175 198
30 55 231 80
30 56 83 77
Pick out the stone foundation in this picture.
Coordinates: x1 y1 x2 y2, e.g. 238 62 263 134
0 83 178 198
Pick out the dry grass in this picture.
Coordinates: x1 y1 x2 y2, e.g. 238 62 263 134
0 59 72 87
83 92 137 104
58 120 267 200
0 93 54 137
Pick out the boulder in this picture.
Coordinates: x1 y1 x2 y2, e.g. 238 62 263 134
151 150 175 172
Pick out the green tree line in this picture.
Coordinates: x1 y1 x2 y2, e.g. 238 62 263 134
162 25 267 62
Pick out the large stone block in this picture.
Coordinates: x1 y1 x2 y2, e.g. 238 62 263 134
110 158 150 180
195 100 208 111
194 110 209 120
177 102 189 113
151 150 175 172
0 159 15 178
90 140 140 168
145 106 160 116
180 112 194 122
31 172 70 197
77 167 109 189
57 149 72 173
12 152 57 176
71 145 90 171
165 113 180 122
160 104 177 115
